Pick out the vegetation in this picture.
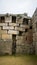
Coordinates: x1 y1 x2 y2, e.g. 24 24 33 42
0 55 37 65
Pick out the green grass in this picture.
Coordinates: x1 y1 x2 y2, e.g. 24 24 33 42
0 55 37 65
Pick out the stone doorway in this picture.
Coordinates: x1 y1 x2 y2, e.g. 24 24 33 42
12 35 16 54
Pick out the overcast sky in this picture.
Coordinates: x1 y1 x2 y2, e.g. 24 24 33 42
0 0 37 16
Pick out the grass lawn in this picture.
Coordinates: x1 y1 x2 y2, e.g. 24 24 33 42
0 55 37 65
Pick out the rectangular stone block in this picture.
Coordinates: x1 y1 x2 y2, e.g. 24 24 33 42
20 24 29 28
3 26 14 30
0 30 7 34
9 23 19 26
16 40 22 45
2 34 12 40
0 23 7 26
8 30 19 34
5 16 12 23
15 27 25 31
16 18 23 24
16 36 23 40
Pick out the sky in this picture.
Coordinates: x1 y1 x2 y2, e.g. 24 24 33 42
0 0 37 17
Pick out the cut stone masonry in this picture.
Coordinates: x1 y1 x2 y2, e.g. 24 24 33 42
0 9 37 55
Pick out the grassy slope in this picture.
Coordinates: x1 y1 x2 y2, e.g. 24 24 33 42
0 55 37 65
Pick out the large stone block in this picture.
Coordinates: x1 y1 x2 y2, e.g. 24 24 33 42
2 34 12 40
0 23 7 26
3 26 14 30
16 36 24 40
16 18 23 24
15 27 25 31
9 23 19 26
20 24 29 29
0 30 7 34
5 16 12 23
8 30 19 34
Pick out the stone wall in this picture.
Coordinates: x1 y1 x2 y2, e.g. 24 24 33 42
32 8 37 54
0 39 12 55
16 29 33 54
0 13 33 55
